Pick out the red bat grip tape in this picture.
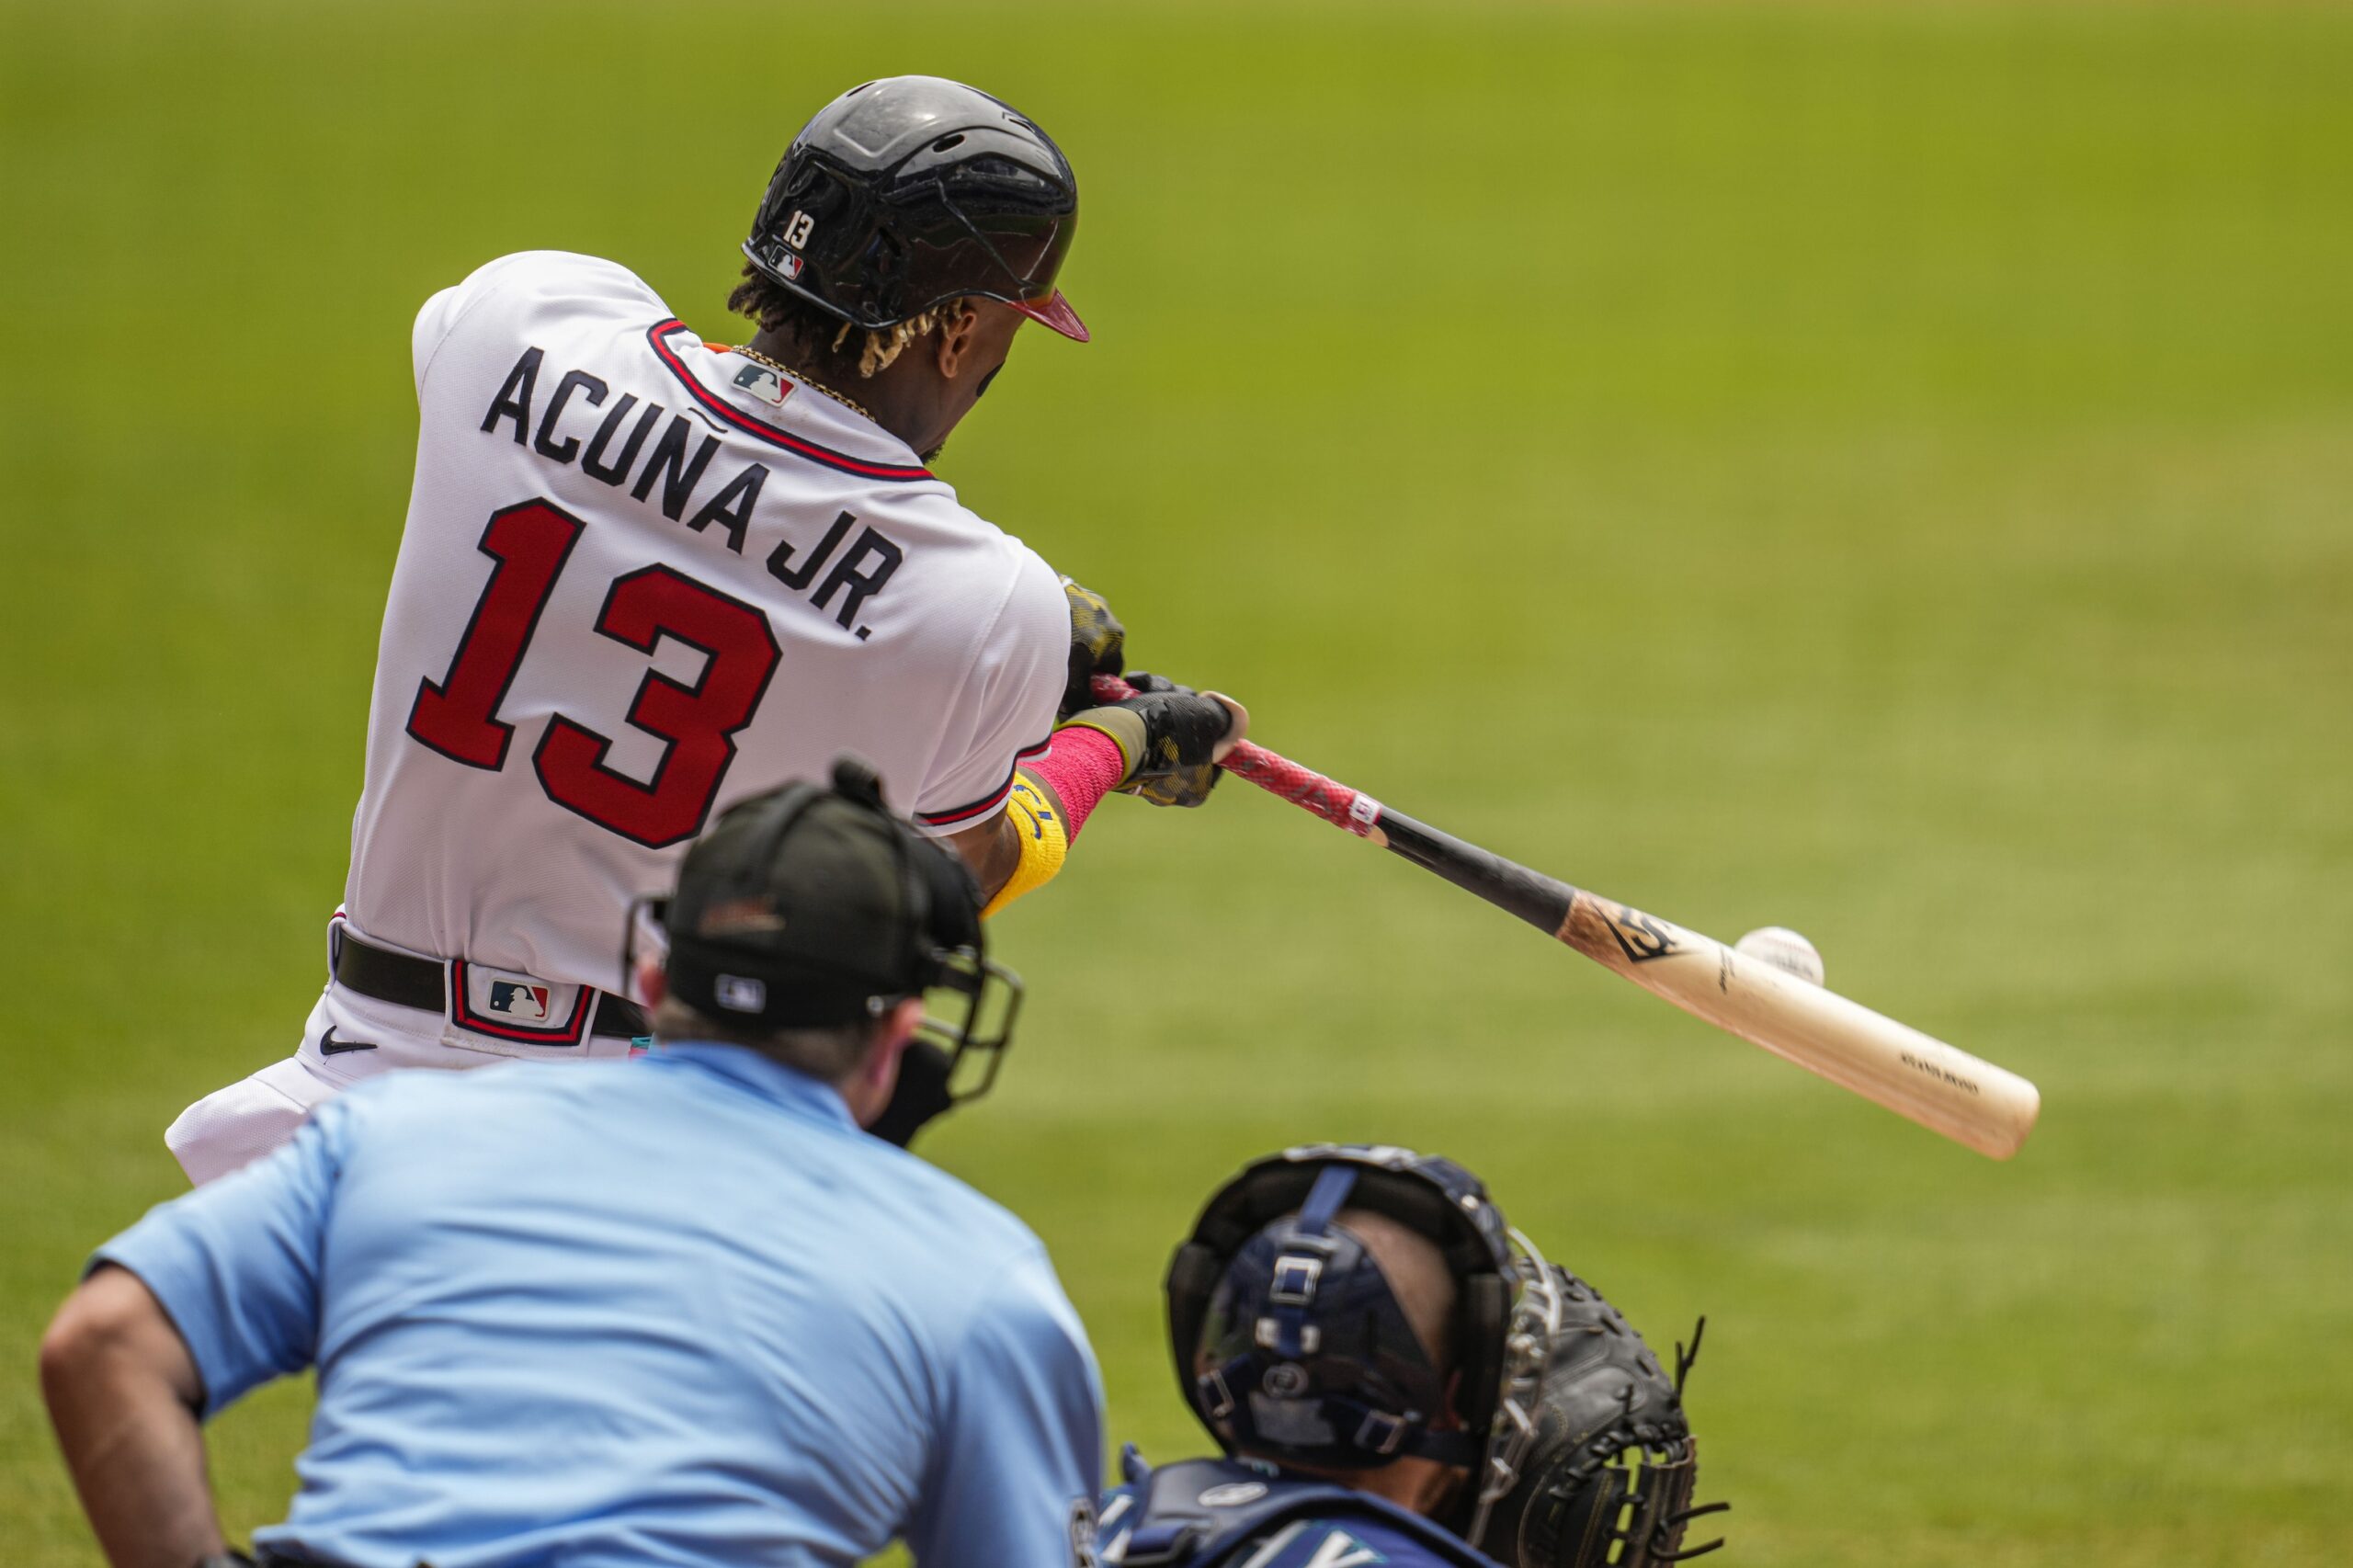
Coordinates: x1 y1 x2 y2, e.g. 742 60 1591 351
1086 673 1379 838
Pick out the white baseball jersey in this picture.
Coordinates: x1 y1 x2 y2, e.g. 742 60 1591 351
166 249 1070 1183
361 249 1065 990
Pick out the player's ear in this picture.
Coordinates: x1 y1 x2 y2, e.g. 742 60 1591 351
635 957 668 1009
932 299 982 379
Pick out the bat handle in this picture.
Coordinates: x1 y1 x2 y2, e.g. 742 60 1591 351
1085 672 1381 838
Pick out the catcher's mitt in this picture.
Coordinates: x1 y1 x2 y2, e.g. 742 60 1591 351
1478 1266 1727 1568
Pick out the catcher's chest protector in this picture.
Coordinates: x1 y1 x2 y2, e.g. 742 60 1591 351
1097 1458 1503 1568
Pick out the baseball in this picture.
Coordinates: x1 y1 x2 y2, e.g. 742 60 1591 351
1734 926 1825 987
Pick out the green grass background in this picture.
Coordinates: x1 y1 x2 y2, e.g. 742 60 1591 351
4 3 2348 1563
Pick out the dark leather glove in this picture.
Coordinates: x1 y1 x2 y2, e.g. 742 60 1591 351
1061 672 1242 808
1059 577 1126 721
868 1039 956 1148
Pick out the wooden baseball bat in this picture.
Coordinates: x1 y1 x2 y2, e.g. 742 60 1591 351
1094 675 2040 1160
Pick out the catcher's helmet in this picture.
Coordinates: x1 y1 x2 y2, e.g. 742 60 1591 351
744 75 1086 342
1165 1145 1564 1548
639 756 1022 1124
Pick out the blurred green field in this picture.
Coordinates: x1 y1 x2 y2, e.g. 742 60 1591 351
5 2 2349 1563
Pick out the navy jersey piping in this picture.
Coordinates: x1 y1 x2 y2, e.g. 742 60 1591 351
644 322 935 483
915 735 1053 829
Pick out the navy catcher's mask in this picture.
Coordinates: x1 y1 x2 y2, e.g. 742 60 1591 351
1165 1145 1564 1547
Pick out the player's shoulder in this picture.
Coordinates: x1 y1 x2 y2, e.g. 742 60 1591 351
432 249 663 318
412 250 665 388
1245 1514 1495 1568
1092 1460 1499 1568
942 524 1063 649
1322 1514 1493 1565
845 492 1064 666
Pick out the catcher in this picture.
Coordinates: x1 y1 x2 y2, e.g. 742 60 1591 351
1086 1144 1726 1568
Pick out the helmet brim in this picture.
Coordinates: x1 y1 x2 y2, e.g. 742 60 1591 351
1009 289 1089 343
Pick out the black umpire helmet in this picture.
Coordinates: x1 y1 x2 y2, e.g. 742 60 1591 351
744 75 1087 342
644 756 1023 1137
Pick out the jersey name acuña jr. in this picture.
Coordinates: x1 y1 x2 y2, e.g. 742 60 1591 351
164 249 1071 1183
360 249 1066 992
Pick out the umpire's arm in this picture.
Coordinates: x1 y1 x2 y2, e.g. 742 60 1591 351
40 1267 222 1568
904 1246 1105 1568
42 1106 343 1568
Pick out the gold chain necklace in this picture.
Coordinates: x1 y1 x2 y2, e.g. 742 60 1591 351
732 343 877 425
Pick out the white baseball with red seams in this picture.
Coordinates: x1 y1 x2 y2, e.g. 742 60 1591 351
166 251 1069 1184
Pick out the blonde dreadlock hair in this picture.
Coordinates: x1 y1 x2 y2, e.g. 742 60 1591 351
727 263 972 383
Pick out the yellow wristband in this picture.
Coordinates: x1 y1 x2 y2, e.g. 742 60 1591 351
980 774 1071 918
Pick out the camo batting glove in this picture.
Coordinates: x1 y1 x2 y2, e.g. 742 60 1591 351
1060 671 1236 808
1059 576 1127 721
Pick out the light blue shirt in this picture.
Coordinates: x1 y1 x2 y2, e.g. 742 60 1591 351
97 1044 1103 1567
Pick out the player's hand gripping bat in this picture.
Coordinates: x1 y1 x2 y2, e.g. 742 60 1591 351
1093 674 2040 1159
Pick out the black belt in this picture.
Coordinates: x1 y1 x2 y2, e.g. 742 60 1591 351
333 929 648 1041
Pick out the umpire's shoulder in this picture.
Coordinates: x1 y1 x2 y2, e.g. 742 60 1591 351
309 1055 520 1131
856 1134 1051 1267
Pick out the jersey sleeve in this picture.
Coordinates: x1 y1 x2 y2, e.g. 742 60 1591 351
901 1244 1105 1568
910 545 1067 834
88 1097 351 1418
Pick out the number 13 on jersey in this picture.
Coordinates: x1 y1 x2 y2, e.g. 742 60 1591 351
406 498 781 848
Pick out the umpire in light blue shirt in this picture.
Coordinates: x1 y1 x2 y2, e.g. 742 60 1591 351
40 758 1103 1568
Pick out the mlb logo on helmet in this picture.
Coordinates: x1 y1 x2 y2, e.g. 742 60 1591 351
487 981 551 1021
777 252 804 280
716 974 767 1014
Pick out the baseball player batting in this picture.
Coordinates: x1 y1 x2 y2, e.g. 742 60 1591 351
168 75 1243 1184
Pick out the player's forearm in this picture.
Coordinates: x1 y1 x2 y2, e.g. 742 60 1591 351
40 1268 225 1568
979 727 1130 916
948 812 1026 904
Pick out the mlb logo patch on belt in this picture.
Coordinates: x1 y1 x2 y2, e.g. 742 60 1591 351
489 981 551 1020
451 960 589 1046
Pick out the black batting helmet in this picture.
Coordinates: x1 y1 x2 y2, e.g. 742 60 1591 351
744 75 1086 342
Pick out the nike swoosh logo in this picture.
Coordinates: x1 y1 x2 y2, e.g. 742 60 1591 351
320 1027 378 1057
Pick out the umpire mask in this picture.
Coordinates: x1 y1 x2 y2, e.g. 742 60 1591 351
628 755 1022 1144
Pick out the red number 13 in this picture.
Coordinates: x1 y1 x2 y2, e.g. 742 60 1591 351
406 499 780 848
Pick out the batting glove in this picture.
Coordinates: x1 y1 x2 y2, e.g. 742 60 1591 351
1061 672 1244 808
1058 576 1127 721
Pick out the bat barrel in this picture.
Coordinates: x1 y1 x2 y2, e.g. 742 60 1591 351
1559 893 2040 1160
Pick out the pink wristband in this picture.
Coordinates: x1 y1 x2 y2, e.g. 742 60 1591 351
1021 724 1129 839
